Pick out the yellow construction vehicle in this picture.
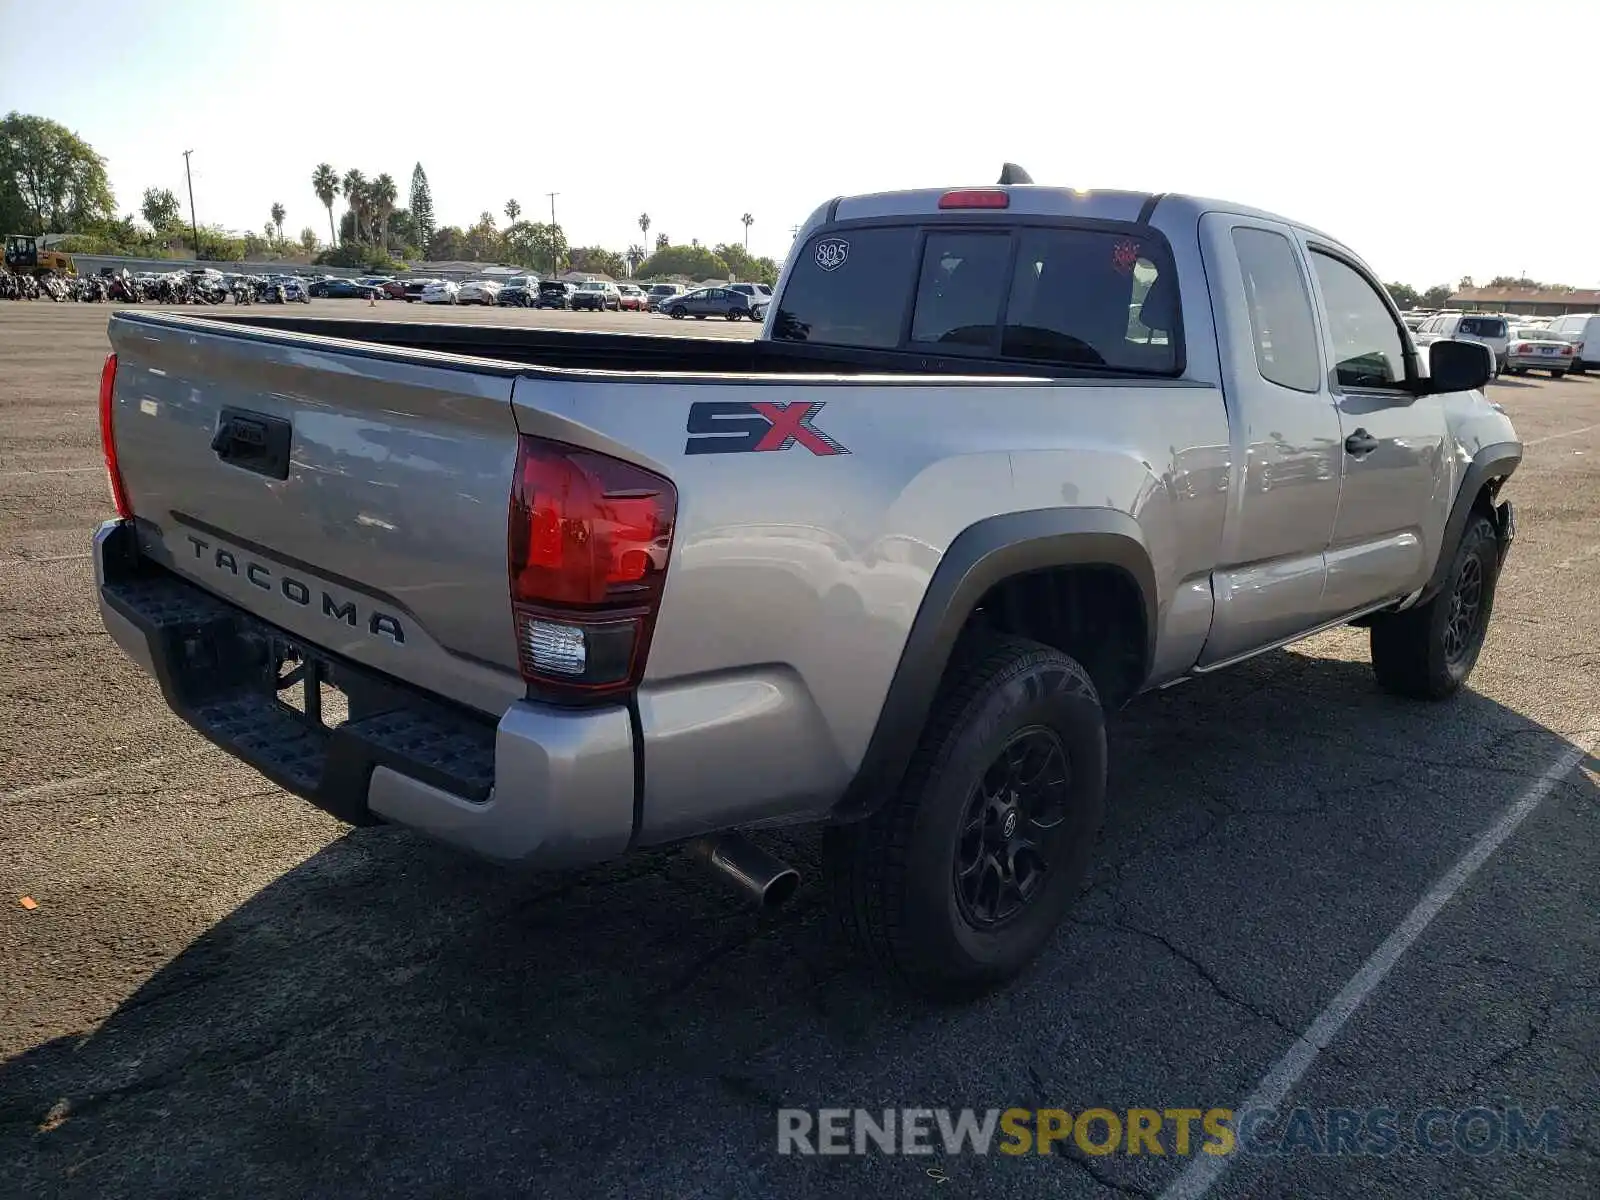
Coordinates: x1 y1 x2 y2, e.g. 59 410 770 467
3 234 77 278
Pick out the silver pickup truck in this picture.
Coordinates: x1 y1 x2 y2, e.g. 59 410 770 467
93 170 1519 997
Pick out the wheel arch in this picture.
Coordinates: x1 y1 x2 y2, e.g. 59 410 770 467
1417 440 1522 606
831 508 1157 822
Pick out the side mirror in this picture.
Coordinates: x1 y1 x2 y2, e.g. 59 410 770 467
1418 339 1493 394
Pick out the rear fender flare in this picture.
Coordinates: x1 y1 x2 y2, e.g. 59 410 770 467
831 508 1157 822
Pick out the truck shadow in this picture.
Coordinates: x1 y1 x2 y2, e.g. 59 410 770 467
3 647 1595 1196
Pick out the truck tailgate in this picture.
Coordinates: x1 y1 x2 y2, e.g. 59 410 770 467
106 312 525 716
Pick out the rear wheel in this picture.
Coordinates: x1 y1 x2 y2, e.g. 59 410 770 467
1369 513 1500 700
725 309 741 321
1552 370 1567 378
669 306 686 319
824 634 1107 998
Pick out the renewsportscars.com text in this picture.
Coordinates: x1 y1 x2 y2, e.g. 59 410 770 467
776 1106 1565 1158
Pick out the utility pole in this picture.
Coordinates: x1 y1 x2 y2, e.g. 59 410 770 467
182 150 201 260
545 192 560 274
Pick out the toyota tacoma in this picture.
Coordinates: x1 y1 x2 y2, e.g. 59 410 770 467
92 167 1519 997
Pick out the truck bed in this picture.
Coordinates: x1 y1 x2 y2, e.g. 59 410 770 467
196 312 1055 378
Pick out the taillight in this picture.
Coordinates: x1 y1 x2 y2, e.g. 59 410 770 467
938 189 1009 209
1562 344 1575 355
508 436 676 700
1516 343 1532 354
98 352 132 518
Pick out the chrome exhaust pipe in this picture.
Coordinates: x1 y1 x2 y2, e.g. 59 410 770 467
689 833 800 910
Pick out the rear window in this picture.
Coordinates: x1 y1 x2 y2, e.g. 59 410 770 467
773 223 1180 372
1459 317 1506 337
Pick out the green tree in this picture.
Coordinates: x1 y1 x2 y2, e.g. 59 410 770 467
0 112 115 232
505 198 521 224
386 208 421 260
568 245 627 278
637 243 729 281
341 168 367 242
312 163 340 247
465 211 501 260
504 221 568 274
741 212 753 251
371 173 398 250
141 187 181 231
428 226 466 260
1421 284 1453 308
638 212 650 249
1385 281 1419 309
270 201 286 243
409 163 434 258
655 231 668 251
626 244 646 274
299 227 318 254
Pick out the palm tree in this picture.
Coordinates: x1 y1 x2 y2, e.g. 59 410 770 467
341 168 367 242
505 198 521 224
311 164 339 247
639 213 650 249
270 202 286 243
741 212 753 252
626 244 646 275
371 174 398 252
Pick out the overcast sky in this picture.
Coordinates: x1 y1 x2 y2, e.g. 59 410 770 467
4 0 1598 286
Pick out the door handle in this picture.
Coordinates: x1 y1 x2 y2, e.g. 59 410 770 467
1344 429 1379 456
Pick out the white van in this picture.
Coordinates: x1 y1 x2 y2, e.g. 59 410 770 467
1540 313 1600 373
1412 312 1511 374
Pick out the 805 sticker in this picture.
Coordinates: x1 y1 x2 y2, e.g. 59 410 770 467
813 238 849 272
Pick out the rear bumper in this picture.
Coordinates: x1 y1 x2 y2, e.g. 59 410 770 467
1506 354 1572 370
93 519 635 867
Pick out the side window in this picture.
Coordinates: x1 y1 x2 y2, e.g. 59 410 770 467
772 225 919 347
1231 227 1322 392
1308 251 1408 389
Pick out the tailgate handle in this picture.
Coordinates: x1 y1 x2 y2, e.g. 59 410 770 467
212 408 292 480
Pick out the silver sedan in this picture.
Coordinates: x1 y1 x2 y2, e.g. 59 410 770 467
1504 326 1577 377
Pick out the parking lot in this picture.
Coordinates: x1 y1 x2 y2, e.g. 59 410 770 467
0 299 1596 1198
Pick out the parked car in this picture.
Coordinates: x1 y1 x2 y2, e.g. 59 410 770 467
421 280 460 305
727 282 774 319
645 283 684 311
1412 312 1510 375
1539 312 1600 373
357 277 393 293
457 279 504 306
310 278 382 300
402 279 437 303
380 279 410 301
535 280 573 310
496 277 539 307
616 283 648 311
1503 326 1576 377
664 287 755 320
91 173 1516 999
571 281 622 311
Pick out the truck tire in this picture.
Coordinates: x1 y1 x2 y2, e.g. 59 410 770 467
824 634 1106 998
1369 513 1500 700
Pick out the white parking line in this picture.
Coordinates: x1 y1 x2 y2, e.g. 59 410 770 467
0 553 91 567
0 466 100 479
1160 734 1596 1200
1 747 218 803
1525 423 1598 447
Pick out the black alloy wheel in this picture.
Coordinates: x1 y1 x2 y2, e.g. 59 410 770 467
953 727 1071 928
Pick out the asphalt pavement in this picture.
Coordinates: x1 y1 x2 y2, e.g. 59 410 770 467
0 299 1595 1199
